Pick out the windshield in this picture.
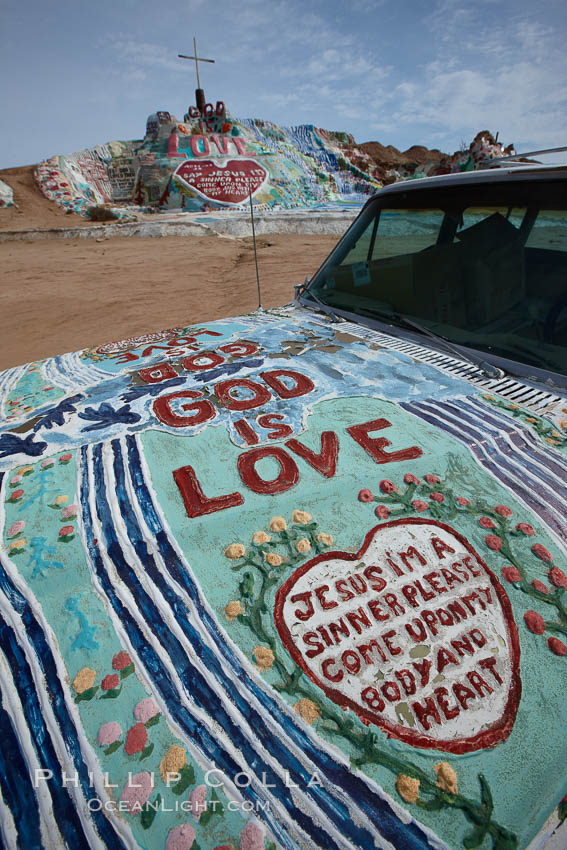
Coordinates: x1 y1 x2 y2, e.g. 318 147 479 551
306 179 567 379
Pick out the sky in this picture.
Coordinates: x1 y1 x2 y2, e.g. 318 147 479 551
1 0 566 168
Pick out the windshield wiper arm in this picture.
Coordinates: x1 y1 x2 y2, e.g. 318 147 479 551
295 277 341 322
356 307 506 380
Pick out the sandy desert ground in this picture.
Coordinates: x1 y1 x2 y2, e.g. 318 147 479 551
0 166 338 369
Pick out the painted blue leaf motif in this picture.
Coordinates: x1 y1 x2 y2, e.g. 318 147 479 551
33 394 83 431
0 433 48 459
120 377 186 403
78 403 141 432
192 357 264 383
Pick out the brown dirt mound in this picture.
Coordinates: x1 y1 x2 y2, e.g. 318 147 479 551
0 165 89 232
359 141 446 170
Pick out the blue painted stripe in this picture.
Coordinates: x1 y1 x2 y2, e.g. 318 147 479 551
124 435 442 850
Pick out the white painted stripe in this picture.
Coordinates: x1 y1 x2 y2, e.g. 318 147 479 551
0 783 18 850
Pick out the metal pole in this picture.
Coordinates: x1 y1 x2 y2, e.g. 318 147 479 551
193 36 200 89
248 185 262 310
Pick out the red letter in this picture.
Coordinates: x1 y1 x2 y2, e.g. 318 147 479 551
138 362 178 383
257 414 293 440
234 419 259 446
153 391 215 428
190 135 210 156
173 465 243 517
286 431 338 478
347 419 422 464
260 369 315 399
290 591 314 621
219 342 259 357
183 351 224 372
322 658 343 682
412 696 442 731
237 447 299 494
216 379 271 411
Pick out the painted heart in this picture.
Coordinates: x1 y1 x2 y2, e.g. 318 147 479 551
275 518 521 754
174 159 268 205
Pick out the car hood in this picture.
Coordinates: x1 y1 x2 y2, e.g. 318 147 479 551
0 306 566 850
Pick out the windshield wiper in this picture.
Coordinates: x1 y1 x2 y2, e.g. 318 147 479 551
355 306 506 380
295 277 341 322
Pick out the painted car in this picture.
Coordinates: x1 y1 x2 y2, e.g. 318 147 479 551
0 165 565 850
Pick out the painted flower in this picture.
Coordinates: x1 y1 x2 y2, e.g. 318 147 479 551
160 744 186 782
124 722 148 755
101 673 120 691
548 637 567 656
239 821 265 850
434 762 458 795
165 823 196 850
10 489 24 502
379 480 397 494
375 505 390 519
524 611 546 635
532 543 553 563
479 517 495 529
8 539 26 553
224 543 245 560
97 721 122 747
292 510 312 524
549 567 567 589
253 645 274 670
403 473 420 485
430 492 444 503
41 458 55 469
59 453 72 463
317 532 333 546
72 667 96 694
485 535 503 551
296 538 311 553
189 784 207 822
10 474 22 486
269 516 287 532
61 504 79 520
112 650 132 671
18 466 33 476
495 505 512 518
412 500 429 512
502 566 522 583
54 495 68 506
134 697 160 724
265 552 283 567
532 579 548 594
424 474 440 485
293 698 321 725
7 521 25 540
396 774 420 804
456 497 470 506
516 522 535 536
358 488 374 503
252 531 270 545
225 600 244 621
120 771 153 814
59 525 75 538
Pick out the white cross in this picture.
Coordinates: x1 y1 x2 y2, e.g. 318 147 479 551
178 37 215 89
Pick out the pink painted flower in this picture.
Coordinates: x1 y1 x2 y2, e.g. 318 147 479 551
516 522 534 536
524 610 545 635
424 474 440 485
61 504 78 520
124 722 148 756
10 474 22 486
412 500 429 512
7 521 25 537
240 820 265 850
403 473 420 486
502 566 521 583
41 458 55 468
549 567 567 588
485 535 503 551
548 637 567 656
456 497 470 506
379 480 397 494
101 673 119 691
495 505 512 518
189 784 207 822
134 697 160 724
10 489 24 501
120 771 153 813
59 453 73 463
112 650 132 671
532 579 548 595
358 488 374 503
430 492 444 503
59 525 75 538
479 517 495 529
375 505 389 519
532 543 553 563
165 823 196 850
97 721 122 747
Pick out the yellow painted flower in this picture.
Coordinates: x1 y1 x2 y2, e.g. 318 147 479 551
296 538 311 553
396 774 420 804
551 429 562 438
8 538 26 552
434 762 458 795
160 745 186 783
224 543 245 560
224 600 244 621
317 533 333 546
558 419 567 431
253 646 275 670
252 531 271 545
482 395 494 402
546 438 559 446
507 404 519 410
72 667 97 694
18 466 33 476
292 510 312 524
269 516 287 532
293 698 321 724
55 495 68 505
525 417 538 424
264 552 283 567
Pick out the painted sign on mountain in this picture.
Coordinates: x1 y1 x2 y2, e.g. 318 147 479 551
173 158 269 205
